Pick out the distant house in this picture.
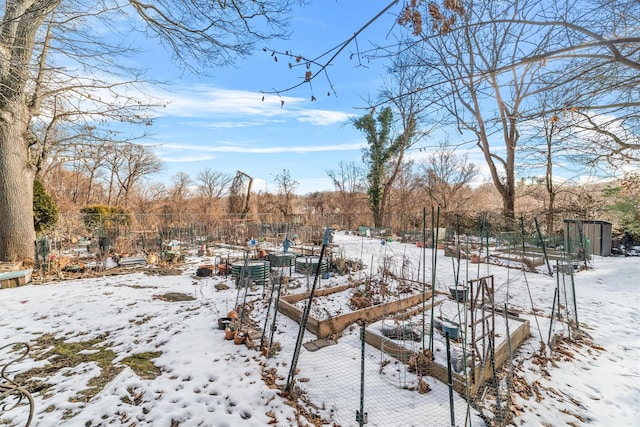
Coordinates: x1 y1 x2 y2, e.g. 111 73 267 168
564 219 612 257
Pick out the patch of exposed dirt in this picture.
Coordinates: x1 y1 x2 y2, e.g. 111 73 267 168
152 292 195 302
145 267 183 276
120 351 163 379
15 333 120 404
14 332 164 419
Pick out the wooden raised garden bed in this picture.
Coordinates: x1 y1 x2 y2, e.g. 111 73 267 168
365 312 530 396
279 282 433 339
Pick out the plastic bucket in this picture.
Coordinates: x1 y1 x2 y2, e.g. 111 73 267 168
441 323 459 340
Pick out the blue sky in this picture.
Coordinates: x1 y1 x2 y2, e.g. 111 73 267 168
69 0 632 197
135 0 402 194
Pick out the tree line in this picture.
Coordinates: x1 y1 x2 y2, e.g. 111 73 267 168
37 146 640 244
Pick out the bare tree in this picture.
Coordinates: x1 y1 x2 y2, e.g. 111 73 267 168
196 168 231 214
305 191 337 226
108 143 164 208
167 172 193 219
36 139 110 208
387 160 421 231
272 168 298 218
539 116 560 235
405 1 547 219
267 0 637 222
417 141 479 214
560 111 640 167
326 161 366 230
130 182 167 217
77 143 110 205
0 0 298 261
522 0 640 169
361 45 432 229
400 0 639 218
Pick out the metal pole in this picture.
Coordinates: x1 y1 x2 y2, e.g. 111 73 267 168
260 276 278 349
285 227 331 392
487 320 502 413
429 206 439 352
356 321 367 426
548 263 560 345
569 262 580 334
445 332 455 427
576 220 588 269
422 207 427 350
268 276 284 356
534 217 553 276
504 303 514 401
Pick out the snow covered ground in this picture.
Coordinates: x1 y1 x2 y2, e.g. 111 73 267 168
0 232 638 426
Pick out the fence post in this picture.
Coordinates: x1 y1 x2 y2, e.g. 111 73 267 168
285 227 331 392
356 321 367 426
445 332 455 427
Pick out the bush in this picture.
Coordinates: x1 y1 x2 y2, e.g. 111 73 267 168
33 179 58 234
80 205 133 236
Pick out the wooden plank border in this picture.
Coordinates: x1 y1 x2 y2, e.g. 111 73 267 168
279 284 432 339
365 314 530 396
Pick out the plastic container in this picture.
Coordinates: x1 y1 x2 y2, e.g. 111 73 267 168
217 317 232 330
441 322 460 340
449 286 468 302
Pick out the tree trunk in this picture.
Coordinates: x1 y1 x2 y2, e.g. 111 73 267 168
0 105 35 261
478 133 516 220
0 1 62 261
545 122 556 236
503 142 516 220
374 206 384 229
502 190 515 220
546 193 556 236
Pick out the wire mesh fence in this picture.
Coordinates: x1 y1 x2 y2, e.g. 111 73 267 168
243 214 587 426
38 211 591 426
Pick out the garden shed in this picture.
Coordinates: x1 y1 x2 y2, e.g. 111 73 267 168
564 219 612 257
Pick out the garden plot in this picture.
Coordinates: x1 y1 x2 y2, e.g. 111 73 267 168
272 268 529 413
278 274 433 339
366 293 530 395
293 274 422 317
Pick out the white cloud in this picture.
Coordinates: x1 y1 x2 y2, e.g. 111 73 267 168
295 109 356 126
202 120 281 129
159 154 217 163
157 141 364 154
158 87 288 117
151 85 352 126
